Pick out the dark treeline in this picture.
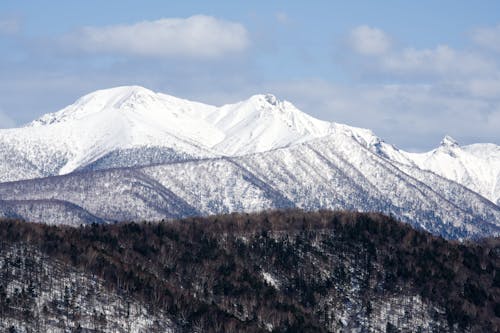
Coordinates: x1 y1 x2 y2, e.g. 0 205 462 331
0 209 499 332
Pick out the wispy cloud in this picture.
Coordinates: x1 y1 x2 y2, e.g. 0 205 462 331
275 12 289 25
269 79 500 150
337 24 500 147
462 78 500 98
348 25 391 55
380 46 496 78
471 24 500 53
347 25 498 80
60 16 250 59
0 18 20 35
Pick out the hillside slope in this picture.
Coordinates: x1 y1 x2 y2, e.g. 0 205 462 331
402 136 500 205
0 131 497 239
0 210 498 332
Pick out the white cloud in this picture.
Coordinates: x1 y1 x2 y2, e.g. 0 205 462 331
275 12 289 24
0 18 20 35
471 24 500 53
346 26 499 81
1 20 498 150
348 25 391 55
268 79 500 150
464 78 500 98
61 15 249 58
380 45 496 78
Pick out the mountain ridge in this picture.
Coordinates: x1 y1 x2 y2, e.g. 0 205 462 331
0 129 497 239
0 86 498 238
2 85 497 206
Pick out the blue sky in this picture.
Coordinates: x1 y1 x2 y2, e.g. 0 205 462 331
1 1 499 150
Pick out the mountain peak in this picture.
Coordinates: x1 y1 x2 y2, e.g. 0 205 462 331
246 94 284 108
27 86 185 127
263 93 279 106
440 135 459 147
78 85 159 106
101 85 155 95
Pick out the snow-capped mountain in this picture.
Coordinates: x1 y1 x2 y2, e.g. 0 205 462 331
206 93 333 155
399 136 500 206
0 129 498 239
0 86 405 180
29 87 336 155
0 86 337 181
0 86 498 238
0 86 218 181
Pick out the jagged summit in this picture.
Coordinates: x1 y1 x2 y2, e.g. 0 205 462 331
263 93 279 106
245 93 282 107
440 135 459 147
26 85 340 156
403 134 500 205
235 93 298 116
28 87 303 131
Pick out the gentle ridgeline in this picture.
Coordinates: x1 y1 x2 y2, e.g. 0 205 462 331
0 86 498 239
0 210 499 332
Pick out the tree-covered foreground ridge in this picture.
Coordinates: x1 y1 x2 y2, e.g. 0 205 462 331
0 209 498 332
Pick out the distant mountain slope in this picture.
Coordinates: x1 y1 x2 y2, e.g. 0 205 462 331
0 87 218 182
401 136 500 205
0 85 498 236
0 199 104 226
0 130 497 239
0 86 339 182
0 85 498 204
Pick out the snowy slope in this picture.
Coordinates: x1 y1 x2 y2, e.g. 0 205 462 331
401 136 500 205
30 88 336 156
0 199 104 226
0 86 396 180
0 132 497 239
2 85 497 206
0 86 219 182
0 85 498 237
204 94 333 155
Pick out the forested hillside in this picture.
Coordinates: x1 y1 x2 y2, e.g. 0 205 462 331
1 210 498 332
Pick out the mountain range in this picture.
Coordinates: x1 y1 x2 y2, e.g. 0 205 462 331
0 86 498 239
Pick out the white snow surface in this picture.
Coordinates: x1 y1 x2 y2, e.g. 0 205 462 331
262 272 280 289
0 86 340 181
402 136 500 205
10 86 387 174
21 85 500 204
25 86 335 159
0 85 498 234
0 88 395 167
